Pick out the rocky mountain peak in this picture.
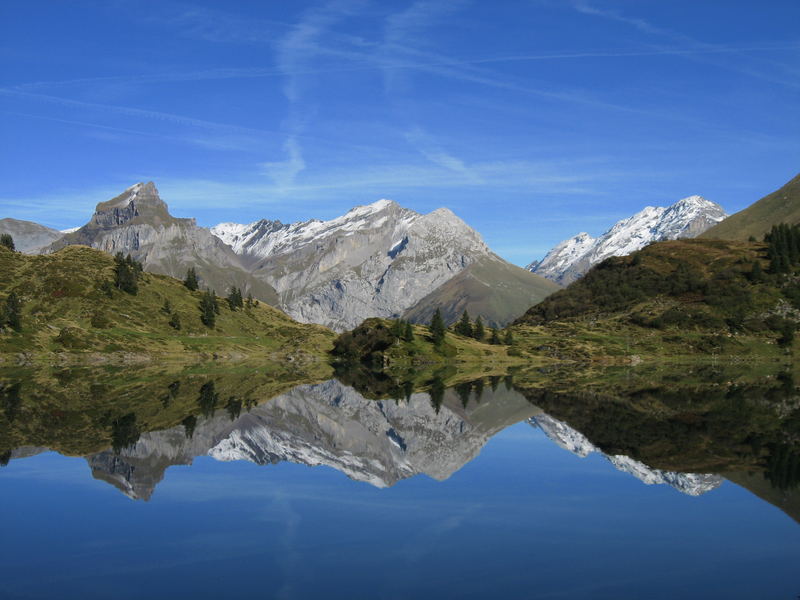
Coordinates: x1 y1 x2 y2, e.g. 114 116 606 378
530 194 728 285
91 181 174 229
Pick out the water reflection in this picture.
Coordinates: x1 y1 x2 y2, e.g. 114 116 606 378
1 365 799 520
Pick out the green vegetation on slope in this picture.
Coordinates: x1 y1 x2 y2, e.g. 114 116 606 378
403 255 560 328
511 238 799 361
701 172 800 241
0 245 334 364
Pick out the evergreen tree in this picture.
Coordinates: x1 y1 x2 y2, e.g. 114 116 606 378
199 291 216 327
455 310 473 337
3 291 21 332
161 299 172 314
750 260 763 283
0 234 15 251
504 329 514 345
246 293 254 308
391 319 405 338
403 321 414 342
168 311 181 330
490 328 501 345
473 316 485 341
184 267 199 291
429 308 446 346
113 252 138 295
211 290 220 314
227 286 243 311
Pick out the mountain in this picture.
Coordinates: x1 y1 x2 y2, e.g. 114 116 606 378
402 255 559 328
701 173 800 241
530 195 727 285
46 183 279 305
0 218 64 253
212 199 556 330
530 413 722 496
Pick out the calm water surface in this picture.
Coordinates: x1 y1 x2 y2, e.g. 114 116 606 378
0 370 798 599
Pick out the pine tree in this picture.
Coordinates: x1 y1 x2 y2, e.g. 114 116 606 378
0 234 15 251
456 310 473 337
504 329 514 345
490 328 501 345
227 286 243 311
473 316 485 341
246 293 254 308
184 267 199 291
113 253 138 295
199 291 216 327
3 291 22 332
403 321 414 342
211 290 220 314
429 308 446 346
750 260 763 283
161 299 172 314
168 311 181 330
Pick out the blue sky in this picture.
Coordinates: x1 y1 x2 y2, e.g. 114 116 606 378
1 0 798 265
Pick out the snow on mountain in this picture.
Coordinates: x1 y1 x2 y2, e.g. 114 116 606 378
530 195 728 286
210 199 501 330
531 413 723 496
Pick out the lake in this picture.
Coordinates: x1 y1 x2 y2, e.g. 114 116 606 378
0 365 798 599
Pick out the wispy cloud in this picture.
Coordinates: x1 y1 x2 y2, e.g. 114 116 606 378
261 137 306 189
404 126 481 182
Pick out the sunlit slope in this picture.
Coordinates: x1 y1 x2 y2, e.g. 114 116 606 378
701 173 800 241
0 245 334 361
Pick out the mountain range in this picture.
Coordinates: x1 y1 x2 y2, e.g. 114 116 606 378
528 195 727 285
3 183 556 331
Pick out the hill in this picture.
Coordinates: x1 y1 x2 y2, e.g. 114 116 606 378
0 218 64 253
0 245 334 365
701 173 800 241
402 255 559 327
512 238 799 361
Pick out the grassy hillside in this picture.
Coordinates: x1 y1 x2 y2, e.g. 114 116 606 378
510 238 798 362
701 173 800 241
0 245 334 364
403 255 560 327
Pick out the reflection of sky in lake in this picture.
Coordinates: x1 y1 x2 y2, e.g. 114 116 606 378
1 422 798 600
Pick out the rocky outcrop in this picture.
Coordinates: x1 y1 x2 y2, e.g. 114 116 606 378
46 183 279 305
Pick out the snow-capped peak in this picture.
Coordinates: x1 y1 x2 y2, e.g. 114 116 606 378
529 194 727 285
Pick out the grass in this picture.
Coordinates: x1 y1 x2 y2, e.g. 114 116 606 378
0 245 335 365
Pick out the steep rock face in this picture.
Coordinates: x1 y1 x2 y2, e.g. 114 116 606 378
46 183 278 304
531 413 723 496
531 196 727 286
86 379 537 500
0 218 64 253
213 200 555 330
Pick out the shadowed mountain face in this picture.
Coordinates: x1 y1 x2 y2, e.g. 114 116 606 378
0 218 64 253
45 183 279 305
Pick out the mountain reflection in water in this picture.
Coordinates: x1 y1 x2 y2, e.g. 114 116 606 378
3 366 798 521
